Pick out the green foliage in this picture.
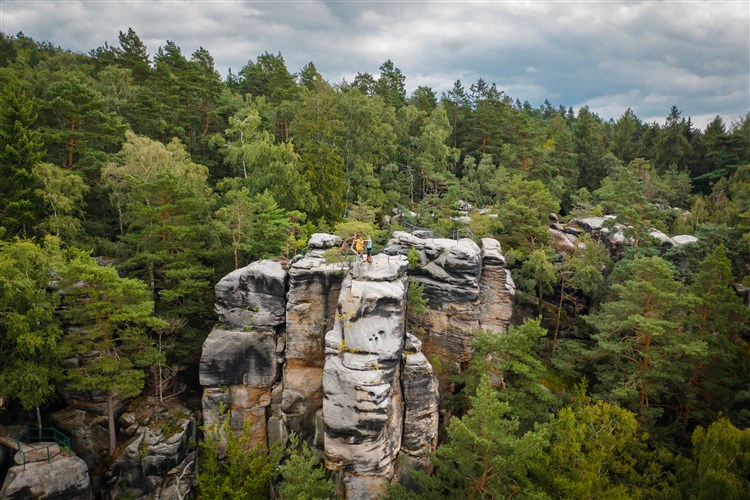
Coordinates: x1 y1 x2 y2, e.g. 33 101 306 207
677 417 750 500
215 101 313 212
409 105 460 199
594 163 666 244
494 174 559 255
587 256 704 435
665 223 749 281
103 131 217 363
4 32 750 478
564 233 607 297
406 280 428 320
336 90 398 208
518 247 558 316
544 384 676 498
59 250 165 453
292 79 346 224
277 433 335 499
0 76 44 237
214 188 296 268
31 162 88 242
198 409 284 499
333 203 380 242
467 208 504 240
407 246 420 269
59 253 165 394
686 245 750 427
0 237 65 412
414 376 548 498
464 318 558 429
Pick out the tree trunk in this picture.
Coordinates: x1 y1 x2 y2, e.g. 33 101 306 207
158 331 164 404
36 405 42 431
553 274 566 351
67 121 76 169
537 280 544 316
107 392 116 455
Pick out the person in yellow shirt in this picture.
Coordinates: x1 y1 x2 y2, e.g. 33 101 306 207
354 234 364 261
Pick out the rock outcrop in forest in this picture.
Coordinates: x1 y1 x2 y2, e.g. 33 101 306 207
199 231 514 497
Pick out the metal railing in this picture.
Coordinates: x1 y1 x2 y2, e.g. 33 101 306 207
13 426 71 467
451 228 474 241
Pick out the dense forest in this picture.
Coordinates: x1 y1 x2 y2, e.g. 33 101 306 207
1 29 749 498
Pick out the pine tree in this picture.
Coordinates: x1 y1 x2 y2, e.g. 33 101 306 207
292 79 346 223
0 77 44 237
374 60 407 109
103 132 218 364
117 27 150 82
277 433 335 499
416 376 548 498
464 318 558 430
588 256 704 434
494 174 560 255
60 251 165 454
519 248 558 316
685 245 749 427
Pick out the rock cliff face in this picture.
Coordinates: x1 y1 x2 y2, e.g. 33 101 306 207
562 216 699 260
0 455 90 500
199 232 513 497
387 232 514 381
106 398 196 499
323 254 410 498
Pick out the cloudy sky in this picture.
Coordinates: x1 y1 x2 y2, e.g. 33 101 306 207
2 0 748 128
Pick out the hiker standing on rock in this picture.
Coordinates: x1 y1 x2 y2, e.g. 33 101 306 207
354 234 364 261
365 235 373 263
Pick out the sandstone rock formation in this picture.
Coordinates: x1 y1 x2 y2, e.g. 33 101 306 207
199 232 514 497
281 250 345 444
386 231 514 381
323 254 409 497
0 455 90 499
106 398 196 499
49 408 109 474
567 216 699 259
200 259 289 451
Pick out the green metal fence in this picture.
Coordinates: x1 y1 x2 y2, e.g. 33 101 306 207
13 426 71 468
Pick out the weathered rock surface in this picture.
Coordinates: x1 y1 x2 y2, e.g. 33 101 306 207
214 260 287 329
58 387 129 417
672 234 699 246
199 326 278 387
478 238 515 334
0 455 90 499
106 398 196 499
49 408 109 476
281 254 346 438
323 253 411 493
387 232 512 373
199 260 289 457
397 343 439 485
308 233 343 250
199 233 490 498
569 217 699 257
548 226 579 255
